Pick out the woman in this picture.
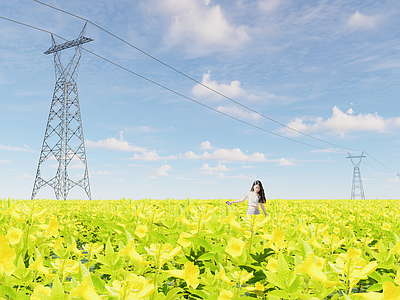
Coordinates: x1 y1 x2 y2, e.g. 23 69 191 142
226 180 268 216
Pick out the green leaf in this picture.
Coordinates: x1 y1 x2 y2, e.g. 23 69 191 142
277 252 290 281
288 274 303 293
197 252 216 261
78 262 90 280
186 237 212 251
317 287 335 299
268 290 290 299
51 275 65 300
342 294 352 300
392 232 400 243
367 283 383 292
302 239 314 258
164 288 184 300
14 255 29 280
15 294 30 300
148 232 168 243
265 271 286 290
0 285 17 300
91 275 108 293
211 244 225 253
368 271 381 282
188 288 209 299
125 229 134 242
105 238 115 265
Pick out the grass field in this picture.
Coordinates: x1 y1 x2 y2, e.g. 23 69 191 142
1 198 400 300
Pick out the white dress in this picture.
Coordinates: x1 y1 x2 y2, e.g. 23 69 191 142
244 191 260 215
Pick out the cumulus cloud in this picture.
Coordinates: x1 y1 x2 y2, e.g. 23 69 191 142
14 173 34 181
130 151 167 161
200 141 213 150
156 0 250 54
310 148 342 153
283 106 400 137
129 144 297 167
147 164 172 179
86 131 146 152
387 177 400 183
277 158 296 166
0 144 36 152
70 162 86 169
183 148 267 162
347 10 379 30
90 170 111 175
200 162 229 175
131 146 267 162
258 0 282 12
192 71 247 99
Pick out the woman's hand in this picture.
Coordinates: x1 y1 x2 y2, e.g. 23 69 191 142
226 201 232 205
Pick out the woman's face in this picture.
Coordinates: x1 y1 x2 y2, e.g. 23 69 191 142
253 184 260 193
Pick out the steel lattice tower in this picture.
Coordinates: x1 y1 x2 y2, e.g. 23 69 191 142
31 24 93 200
347 152 366 200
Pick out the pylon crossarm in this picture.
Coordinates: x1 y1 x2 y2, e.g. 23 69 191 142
45 36 93 55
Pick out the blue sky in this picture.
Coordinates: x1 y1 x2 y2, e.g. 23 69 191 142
1 0 399 200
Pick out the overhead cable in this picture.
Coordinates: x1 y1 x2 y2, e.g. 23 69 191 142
32 0 364 153
1 14 399 175
0 14 346 153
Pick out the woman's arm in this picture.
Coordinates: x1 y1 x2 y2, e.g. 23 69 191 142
260 202 268 216
226 195 247 205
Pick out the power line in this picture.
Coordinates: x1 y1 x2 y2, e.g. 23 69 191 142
32 0 363 153
364 151 399 173
0 14 345 153
362 161 393 174
1 14 399 175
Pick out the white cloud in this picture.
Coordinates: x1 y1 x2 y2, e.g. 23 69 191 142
0 144 36 152
91 170 111 175
200 141 213 150
347 10 379 30
183 148 267 162
310 148 342 153
277 158 296 166
200 162 229 175
14 173 33 181
258 0 282 12
86 131 146 152
130 146 267 162
387 177 400 183
283 106 400 137
0 159 10 163
130 151 165 161
70 162 86 169
216 106 261 121
156 0 250 54
192 71 247 99
147 164 172 179
191 71 288 104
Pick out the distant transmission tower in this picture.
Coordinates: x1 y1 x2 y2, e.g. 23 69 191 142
31 23 93 200
347 152 366 200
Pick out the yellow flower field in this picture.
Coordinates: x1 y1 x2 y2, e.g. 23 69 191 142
0 198 400 300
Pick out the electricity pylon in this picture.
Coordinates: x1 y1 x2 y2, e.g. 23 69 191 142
347 152 366 200
31 24 93 200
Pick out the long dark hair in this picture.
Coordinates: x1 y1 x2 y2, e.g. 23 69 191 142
251 180 266 203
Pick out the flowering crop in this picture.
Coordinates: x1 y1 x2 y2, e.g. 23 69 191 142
1 198 400 300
